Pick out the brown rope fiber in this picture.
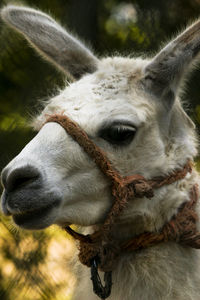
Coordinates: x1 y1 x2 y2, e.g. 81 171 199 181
122 184 199 251
45 114 200 274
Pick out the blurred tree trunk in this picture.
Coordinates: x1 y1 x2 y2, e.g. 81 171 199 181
67 0 99 50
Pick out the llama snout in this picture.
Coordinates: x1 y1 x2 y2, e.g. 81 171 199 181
0 164 61 229
2 165 41 193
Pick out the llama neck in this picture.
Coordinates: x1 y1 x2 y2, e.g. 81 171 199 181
106 170 200 300
108 243 200 300
110 168 200 242
75 156 200 300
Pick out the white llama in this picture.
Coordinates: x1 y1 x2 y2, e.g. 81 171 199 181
1 5 200 300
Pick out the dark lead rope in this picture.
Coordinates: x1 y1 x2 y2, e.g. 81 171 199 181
90 259 112 299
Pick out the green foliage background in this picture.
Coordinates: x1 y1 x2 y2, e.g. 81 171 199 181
0 0 200 299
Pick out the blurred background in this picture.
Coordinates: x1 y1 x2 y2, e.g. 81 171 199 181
0 0 200 299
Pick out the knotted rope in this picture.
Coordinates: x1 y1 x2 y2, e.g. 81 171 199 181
122 184 199 251
44 114 200 299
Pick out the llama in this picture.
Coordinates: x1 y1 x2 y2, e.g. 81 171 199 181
1 5 200 300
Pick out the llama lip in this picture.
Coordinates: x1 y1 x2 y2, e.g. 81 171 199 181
1 190 12 216
12 203 58 229
2 185 62 219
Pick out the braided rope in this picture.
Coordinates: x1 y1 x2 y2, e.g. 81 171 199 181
45 114 199 273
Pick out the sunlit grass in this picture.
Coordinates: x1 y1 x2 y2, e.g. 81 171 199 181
0 216 75 299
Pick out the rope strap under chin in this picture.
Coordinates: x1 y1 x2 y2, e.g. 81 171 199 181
44 114 199 300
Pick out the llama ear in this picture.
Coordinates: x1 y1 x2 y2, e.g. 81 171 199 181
143 19 200 108
0 5 98 80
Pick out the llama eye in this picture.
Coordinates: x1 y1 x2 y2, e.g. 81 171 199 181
99 125 136 146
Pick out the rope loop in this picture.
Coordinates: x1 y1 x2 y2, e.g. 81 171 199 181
45 114 200 300
78 240 120 272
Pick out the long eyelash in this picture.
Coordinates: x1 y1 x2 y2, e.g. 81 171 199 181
98 123 137 146
116 125 136 131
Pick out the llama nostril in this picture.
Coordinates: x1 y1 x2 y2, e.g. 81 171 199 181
3 165 41 192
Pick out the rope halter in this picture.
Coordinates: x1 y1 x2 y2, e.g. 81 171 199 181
44 114 199 300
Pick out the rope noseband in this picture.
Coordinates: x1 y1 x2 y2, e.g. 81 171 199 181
45 114 199 300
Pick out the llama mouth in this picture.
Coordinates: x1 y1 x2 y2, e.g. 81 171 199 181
12 204 57 229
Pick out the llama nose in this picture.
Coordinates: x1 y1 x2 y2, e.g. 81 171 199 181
1 165 41 193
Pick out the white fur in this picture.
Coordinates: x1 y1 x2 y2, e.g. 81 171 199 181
1 6 200 300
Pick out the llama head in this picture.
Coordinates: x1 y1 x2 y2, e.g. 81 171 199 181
0 6 199 231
